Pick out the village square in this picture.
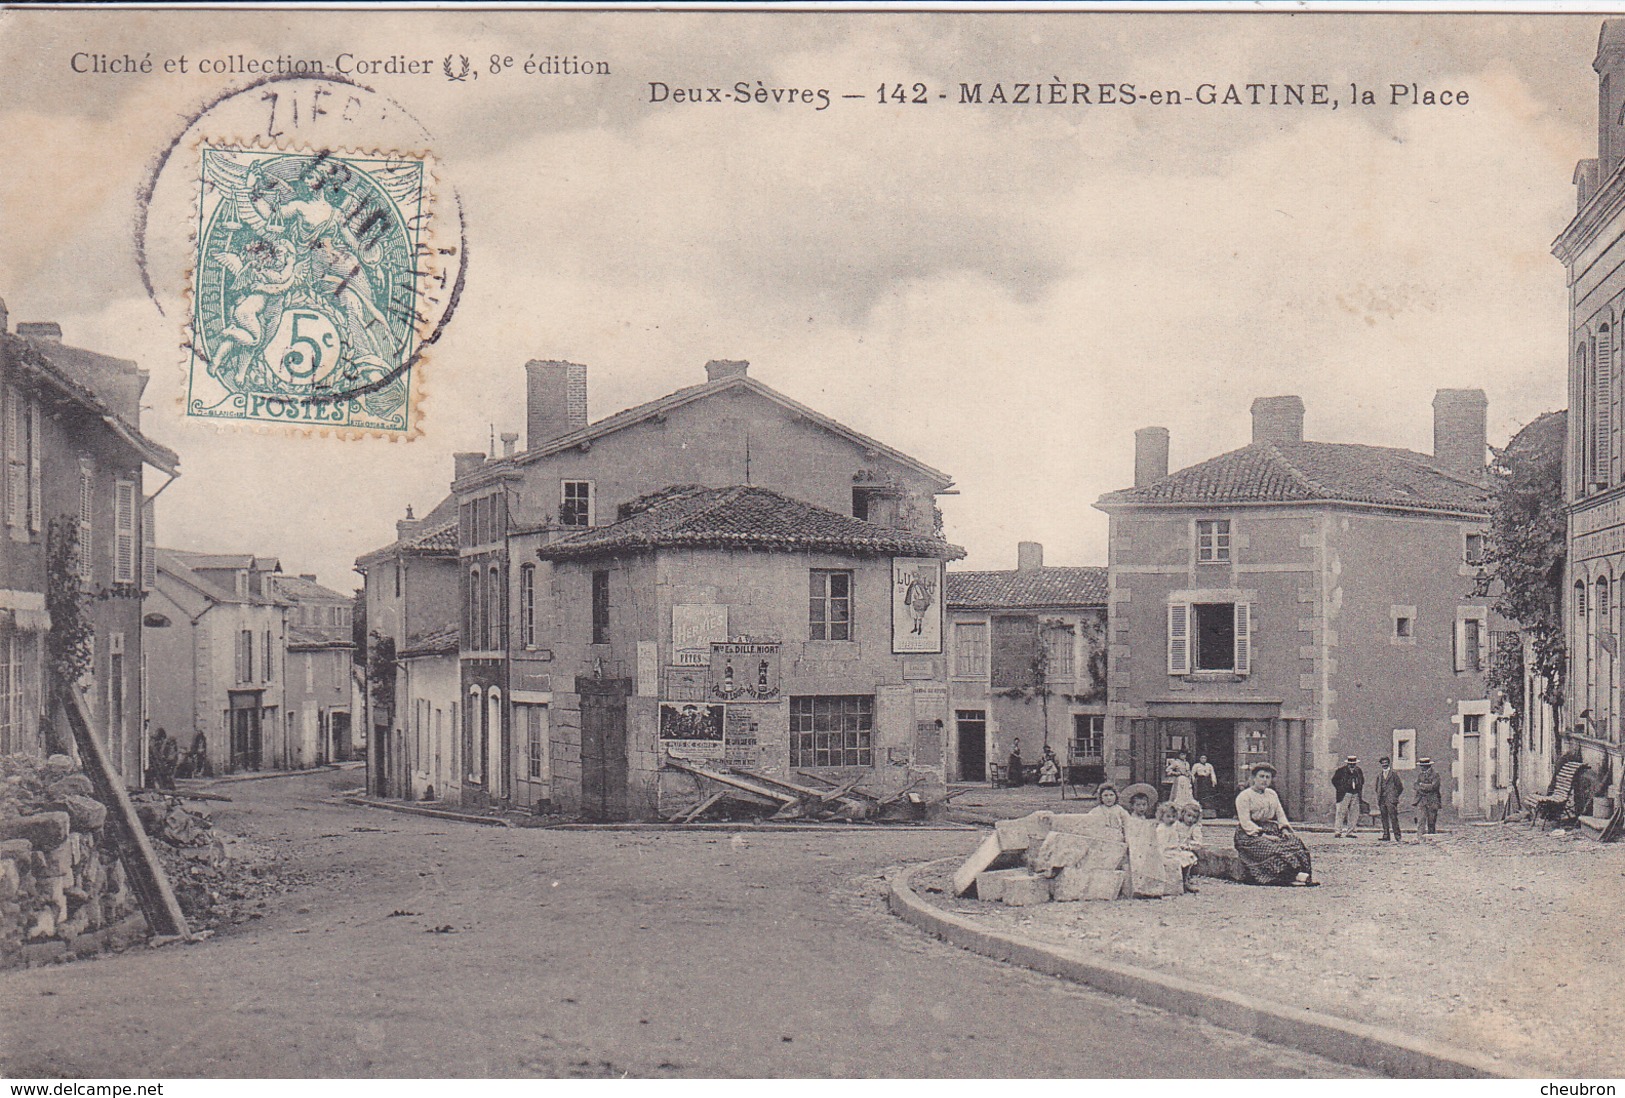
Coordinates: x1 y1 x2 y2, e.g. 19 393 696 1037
5 7 1625 1084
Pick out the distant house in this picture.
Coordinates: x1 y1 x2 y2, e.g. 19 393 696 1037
144 551 285 774
0 312 178 782
270 572 354 768
1097 393 1509 821
354 489 460 800
946 543 1108 784
534 485 964 820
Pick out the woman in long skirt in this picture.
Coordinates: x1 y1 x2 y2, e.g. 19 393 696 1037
1233 764 1316 886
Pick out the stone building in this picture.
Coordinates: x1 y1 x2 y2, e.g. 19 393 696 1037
145 551 285 774
0 314 177 781
354 491 460 800
1097 393 1507 821
1555 18 1625 802
269 572 354 768
532 485 962 820
945 542 1107 784
445 357 954 811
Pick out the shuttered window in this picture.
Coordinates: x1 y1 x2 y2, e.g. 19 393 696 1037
114 480 137 584
140 499 156 592
1169 600 1253 677
27 403 40 535
1598 328 1614 486
78 460 95 582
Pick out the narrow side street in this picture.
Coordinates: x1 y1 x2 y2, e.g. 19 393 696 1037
0 771 1356 1078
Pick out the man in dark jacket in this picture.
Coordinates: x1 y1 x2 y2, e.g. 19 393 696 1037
1332 755 1365 837
1415 758 1442 834
1375 755 1405 841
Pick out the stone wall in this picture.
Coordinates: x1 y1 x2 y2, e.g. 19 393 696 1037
1 754 147 969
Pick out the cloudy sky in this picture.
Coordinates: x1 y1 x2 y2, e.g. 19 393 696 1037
0 9 1603 589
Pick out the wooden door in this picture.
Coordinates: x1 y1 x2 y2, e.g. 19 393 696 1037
956 710 987 781
1461 717 1483 817
578 677 631 821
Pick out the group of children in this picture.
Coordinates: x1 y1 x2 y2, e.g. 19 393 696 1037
1087 782 1206 895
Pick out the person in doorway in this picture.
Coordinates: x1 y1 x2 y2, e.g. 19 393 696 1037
151 727 179 791
1331 755 1365 837
1414 757 1442 834
1192 754 1218 815
1006 739 1024 787
1233 764 1316 886
1166 752 1196 807
1375 755 1405 841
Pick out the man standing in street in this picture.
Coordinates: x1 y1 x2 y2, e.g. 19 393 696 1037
1375 755 1405 841
1415 757 1442 835
1332 754 1365 837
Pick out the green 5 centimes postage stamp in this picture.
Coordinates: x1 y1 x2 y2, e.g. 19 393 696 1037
187 141 449 436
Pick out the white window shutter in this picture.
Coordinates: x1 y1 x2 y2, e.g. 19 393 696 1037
78 461 94 582
114 480 136 584
141 499 156 592
27 403 41 534
1168 602 1190 675
4 390 21 531
1477 613 1491 672
1600 338 1614 481
1454 618 1468 673
1234 602 1252 676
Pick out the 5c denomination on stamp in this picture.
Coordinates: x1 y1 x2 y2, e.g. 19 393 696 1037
186 140 447 435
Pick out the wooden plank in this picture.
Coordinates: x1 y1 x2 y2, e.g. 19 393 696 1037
664 755 796 803
59 686 188 938
678 791 727 823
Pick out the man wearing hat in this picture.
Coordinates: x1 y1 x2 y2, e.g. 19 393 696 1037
1331 754 1365 837
1375 755 1405 841
1414 757 1442 834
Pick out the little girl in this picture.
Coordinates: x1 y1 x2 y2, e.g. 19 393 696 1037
1175 801 1206 894
1088 783 1131 837
1156 801 1198 895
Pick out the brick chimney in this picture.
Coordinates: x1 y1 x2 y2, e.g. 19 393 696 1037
1134 427 1169 488
1433 389 1488 478
1251 396 1305 444
525 360 588 450
299 573 317 582
453 452 486 480
1017 541 1044 571
500 431 519 457
705 359 750 382
16 321 62 342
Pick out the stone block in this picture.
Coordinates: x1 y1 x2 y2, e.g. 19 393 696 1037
974 868 1034 902
1081 839 1128 871
1000 873 1053 907
953 832 1021 896
1193 848 1245 881
1068 869 1126 901
994 811 1054 853
1048 813 1114 837
45 773 96 801
58 796 107 833
1027 832 1093 874
0 860 16 901
0 813 69 851
21 940 67 967
0 839 32 860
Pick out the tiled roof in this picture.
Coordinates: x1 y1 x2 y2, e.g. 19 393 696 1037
1096 440 1489 515
539 486 965 561
401 626 460 658
947 567 1109 609
169 550 282 573
288 624 351 649
462 375 952 489
272 574 349 603
355 493 459 569
154 549 276 606
408 520 457 552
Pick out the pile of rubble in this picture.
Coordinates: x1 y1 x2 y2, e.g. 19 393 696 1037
131 791 290 932
952 810 1245 906
0 753 146 968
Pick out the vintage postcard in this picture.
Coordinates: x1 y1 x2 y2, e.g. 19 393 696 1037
0 3 1619 1086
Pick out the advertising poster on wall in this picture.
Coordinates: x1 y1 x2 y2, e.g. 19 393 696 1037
659 702 725 760
672 604 728 666
891 557 943 654
708 642 781 703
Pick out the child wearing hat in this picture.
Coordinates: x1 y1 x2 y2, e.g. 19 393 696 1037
1331 754 1365 837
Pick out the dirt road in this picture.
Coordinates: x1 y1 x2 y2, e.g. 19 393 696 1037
0 769 1355 1078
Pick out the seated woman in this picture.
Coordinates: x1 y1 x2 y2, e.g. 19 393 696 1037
1087 783 1131 837
1233 764 1317 886
1037 746 1061 786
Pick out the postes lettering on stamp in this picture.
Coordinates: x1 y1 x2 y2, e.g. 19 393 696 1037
187 141 446 435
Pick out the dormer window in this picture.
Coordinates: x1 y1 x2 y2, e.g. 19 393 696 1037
1196 519 1231 564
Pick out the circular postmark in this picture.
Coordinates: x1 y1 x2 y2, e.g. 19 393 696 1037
138 75 465 437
